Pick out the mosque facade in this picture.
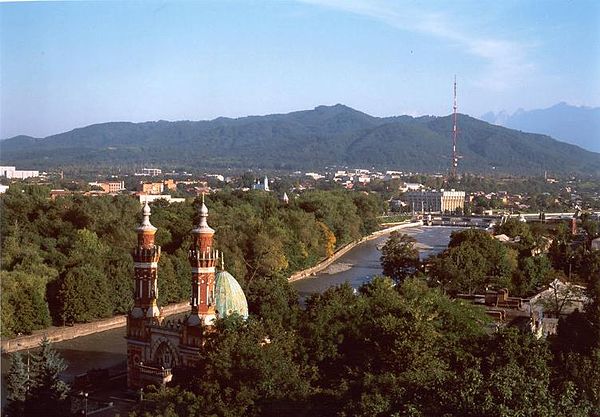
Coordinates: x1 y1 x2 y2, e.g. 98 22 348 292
126 200 248 388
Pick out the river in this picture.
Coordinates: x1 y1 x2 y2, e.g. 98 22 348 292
293 226 459 297
1 226 460 402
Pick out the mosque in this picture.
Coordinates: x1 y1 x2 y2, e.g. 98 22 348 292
126 199 248 388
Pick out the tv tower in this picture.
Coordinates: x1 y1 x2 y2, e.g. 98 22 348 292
451 75 459 178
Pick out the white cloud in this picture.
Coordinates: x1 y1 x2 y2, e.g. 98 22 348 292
300 0 535 91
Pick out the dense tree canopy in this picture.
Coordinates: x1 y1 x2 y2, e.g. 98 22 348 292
131 277 595 417
429 229 519 295
0 185 381 336
3 183 599 417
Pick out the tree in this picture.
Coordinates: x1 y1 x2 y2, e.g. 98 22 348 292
462 328 556 417
132 386 201 417
430 244 488 295
57 264 112 324
434 229 519 295
1 270 52 336
318 221 336 258
26 338 70 417
380 231 419 283
139 317 311 417
105 251 134 314
5 352 30 416
533 275 585 318
551 267 600 415
581 215 599 243
5 339 70 417
157 254 180 305
513 255 553 296
245 272 300 332
248 230 289 281
351 193 384 235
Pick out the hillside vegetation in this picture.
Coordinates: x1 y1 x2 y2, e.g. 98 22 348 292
2 105 599 175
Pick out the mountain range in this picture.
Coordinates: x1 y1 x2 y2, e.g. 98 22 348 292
481 102 600 153
2 104 600 175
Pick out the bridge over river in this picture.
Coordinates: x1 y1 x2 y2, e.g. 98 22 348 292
413 211 597 228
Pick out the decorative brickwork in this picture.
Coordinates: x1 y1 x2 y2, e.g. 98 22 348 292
126 198 247 389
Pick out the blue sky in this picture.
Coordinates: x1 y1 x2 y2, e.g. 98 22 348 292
1 0 599 138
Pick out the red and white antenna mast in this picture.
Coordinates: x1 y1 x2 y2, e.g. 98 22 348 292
451 75 459 178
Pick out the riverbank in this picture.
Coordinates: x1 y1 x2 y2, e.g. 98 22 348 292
1 301 190 354
288 221 422 282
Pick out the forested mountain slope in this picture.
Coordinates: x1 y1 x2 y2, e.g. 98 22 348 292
2 104 599 175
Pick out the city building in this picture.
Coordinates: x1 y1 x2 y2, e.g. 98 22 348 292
384 170 403 180
305 172 325 180
402 189 465 213
0 184 9 194
138 194 185 205
252 176 270 191
456 283 587 339
50 189 73 200
140 182 165 195
0 166 39 179
135 168 162 176
163 179 177 191
206 174 225 182
126 201 248 388
399 182 423 192
89 181 125 194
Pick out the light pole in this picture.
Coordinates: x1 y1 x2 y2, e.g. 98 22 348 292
84 392 88 417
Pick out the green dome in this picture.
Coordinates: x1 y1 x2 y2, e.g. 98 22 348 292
214 271 248 319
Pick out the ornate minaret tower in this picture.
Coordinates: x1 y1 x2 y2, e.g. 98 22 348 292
187 196 217 327
180 197 218 360
126 201 162 388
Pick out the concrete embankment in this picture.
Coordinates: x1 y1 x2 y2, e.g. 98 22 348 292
288 221 422 282
1 301 190 354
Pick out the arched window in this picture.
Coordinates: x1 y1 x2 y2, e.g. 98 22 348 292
155 342 175 369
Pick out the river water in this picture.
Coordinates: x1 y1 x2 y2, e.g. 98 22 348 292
293 226 459 297
1 226 460 399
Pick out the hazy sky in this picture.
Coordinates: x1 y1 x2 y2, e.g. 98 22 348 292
1 0 599 138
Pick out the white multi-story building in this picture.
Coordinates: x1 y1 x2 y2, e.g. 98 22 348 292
399 182 423 192
135 168 162 176
0 166 39 179
138 194 185 205
305 172 325 180
402 189 466 213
